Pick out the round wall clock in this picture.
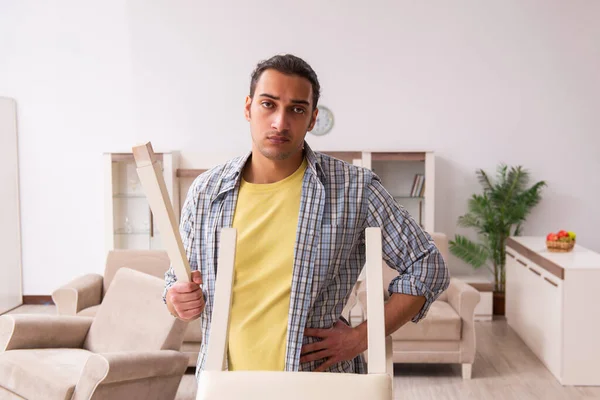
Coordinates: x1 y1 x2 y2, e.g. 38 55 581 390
309 105 334 136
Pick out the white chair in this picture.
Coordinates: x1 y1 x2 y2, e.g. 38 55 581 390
196 228 393 400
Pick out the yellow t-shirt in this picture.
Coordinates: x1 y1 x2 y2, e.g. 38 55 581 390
227 158 307 371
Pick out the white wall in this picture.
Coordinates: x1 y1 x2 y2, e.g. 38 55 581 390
1 0 599 294
0 1 135 294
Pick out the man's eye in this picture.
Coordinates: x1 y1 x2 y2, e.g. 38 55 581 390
293 107 305 114
261 102 273 108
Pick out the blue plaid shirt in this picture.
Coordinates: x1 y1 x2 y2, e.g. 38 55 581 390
163 141 449 376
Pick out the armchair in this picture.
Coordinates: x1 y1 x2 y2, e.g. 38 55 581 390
52 250 202 367
0 268 189 399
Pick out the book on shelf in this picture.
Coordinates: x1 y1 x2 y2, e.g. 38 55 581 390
410 175 417 197
410 174 425 197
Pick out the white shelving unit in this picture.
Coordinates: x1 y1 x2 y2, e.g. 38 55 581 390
323 151 435 233
104 151 179 253
176 150 436 233
368 153 434 233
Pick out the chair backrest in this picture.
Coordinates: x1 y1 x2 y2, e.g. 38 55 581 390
83 267 187 353
103 250 170 297
381 232 449 302
196 228 392 400
205 227 388 373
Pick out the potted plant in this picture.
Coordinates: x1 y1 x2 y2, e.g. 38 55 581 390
449 164 546 315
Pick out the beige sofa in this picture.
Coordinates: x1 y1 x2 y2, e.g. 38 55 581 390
357 232 480 379
52 250 201 367
0 268 188 399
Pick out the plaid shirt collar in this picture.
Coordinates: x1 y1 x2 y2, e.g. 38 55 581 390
220 140 326 186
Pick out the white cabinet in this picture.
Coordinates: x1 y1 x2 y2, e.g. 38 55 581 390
506 236 600 386
0 97 22 314
104 151 179 253
537 266 563 378
517 259 563 379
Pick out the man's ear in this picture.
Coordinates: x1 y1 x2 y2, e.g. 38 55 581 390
307 106 319 131
244 96 252 121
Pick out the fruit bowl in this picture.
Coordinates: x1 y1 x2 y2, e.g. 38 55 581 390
546 230 576 252
546 240 575 252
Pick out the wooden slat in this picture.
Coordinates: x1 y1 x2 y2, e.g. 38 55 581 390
133 142 191 283
112 153 163 162
365 227 386 374
506 237 564 280
23 295 54 305
204 228 237 371
372 152 426 162
176 169 208 178
320 151 362 163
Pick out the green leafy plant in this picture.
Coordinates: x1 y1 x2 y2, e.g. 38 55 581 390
449 164 547 293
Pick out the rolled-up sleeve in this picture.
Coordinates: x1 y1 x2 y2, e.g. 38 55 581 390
162 183 199 304
365 175 450 322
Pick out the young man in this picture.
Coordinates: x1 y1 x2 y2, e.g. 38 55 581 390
164 54 450 376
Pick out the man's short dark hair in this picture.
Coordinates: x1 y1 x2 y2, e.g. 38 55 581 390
249 54 320 110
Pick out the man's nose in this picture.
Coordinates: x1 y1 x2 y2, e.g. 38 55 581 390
271 110 290 132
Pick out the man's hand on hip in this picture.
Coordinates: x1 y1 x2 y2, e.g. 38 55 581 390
300 320 367 372
166 270 205 321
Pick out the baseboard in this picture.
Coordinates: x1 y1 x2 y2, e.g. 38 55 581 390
23 295 54 305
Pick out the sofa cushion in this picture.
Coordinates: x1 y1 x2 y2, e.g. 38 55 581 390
0 349 93 400
76 301 201 345
77 305 100 317
76 303 201 343
391 301 461 341
84 268 187 353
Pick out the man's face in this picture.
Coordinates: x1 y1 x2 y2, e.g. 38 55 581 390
245 69 318 161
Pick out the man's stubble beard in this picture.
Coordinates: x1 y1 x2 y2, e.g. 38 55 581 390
252 126 306 161
255 138 300 161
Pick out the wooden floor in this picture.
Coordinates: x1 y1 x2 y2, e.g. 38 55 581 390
388 319 600 400
4 306 600 399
